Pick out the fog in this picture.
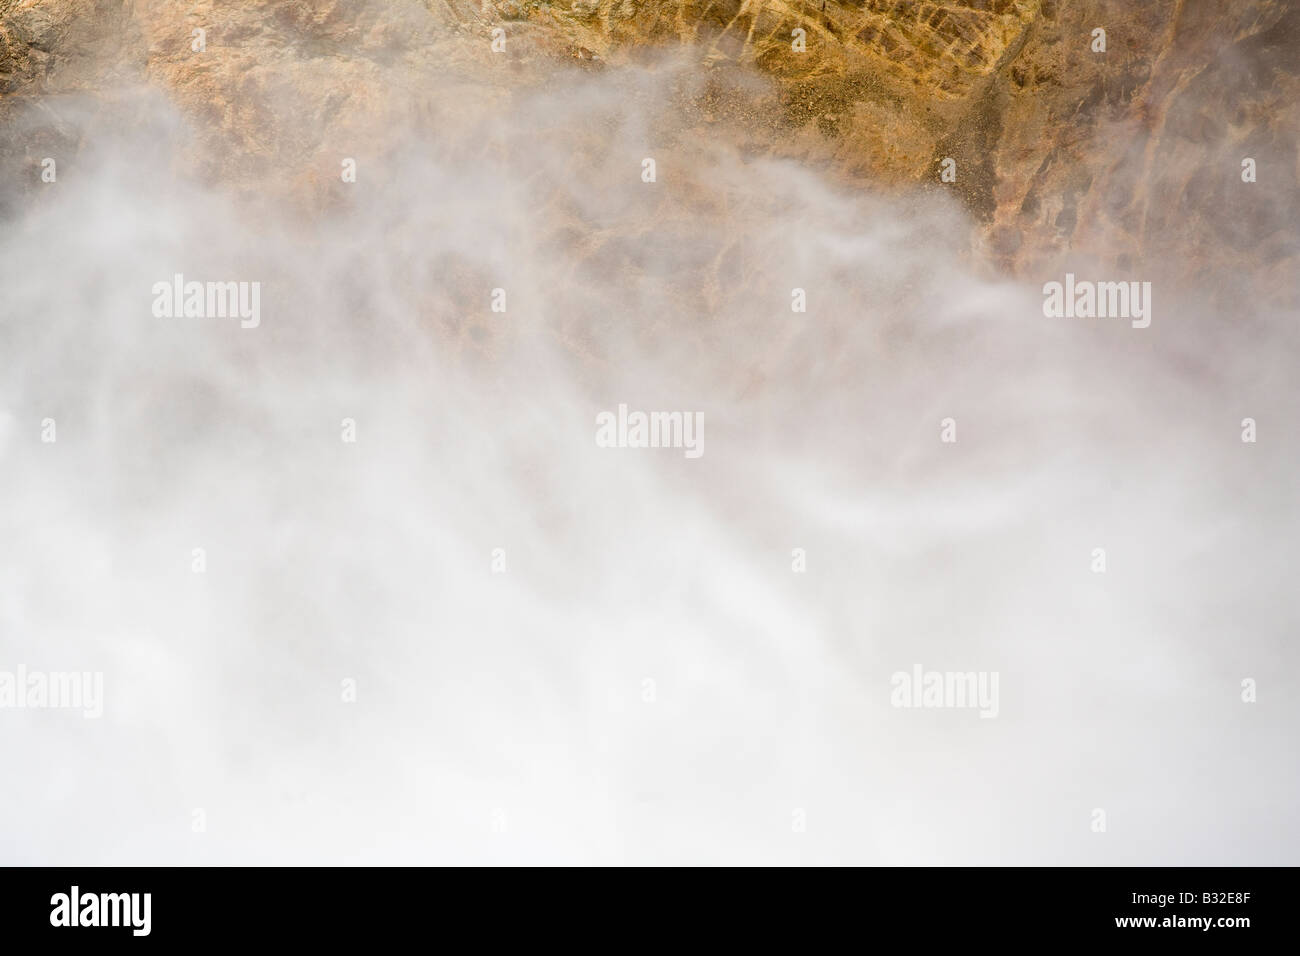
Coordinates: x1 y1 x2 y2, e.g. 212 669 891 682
1 54 1297 865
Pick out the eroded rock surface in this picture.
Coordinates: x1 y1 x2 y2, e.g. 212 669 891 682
2 0 1297 304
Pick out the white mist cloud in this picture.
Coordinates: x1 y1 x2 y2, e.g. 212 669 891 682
0 57 1297 865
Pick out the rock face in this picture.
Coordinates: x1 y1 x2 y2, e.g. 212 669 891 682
2 0 1297 303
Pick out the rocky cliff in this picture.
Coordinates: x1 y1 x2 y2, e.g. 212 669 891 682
2 0 1297 304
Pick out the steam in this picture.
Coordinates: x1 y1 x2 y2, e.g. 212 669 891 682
1 54 1297 865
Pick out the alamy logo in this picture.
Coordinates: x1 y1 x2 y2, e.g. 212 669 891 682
0 666 102 718
50 886 151 936
151 273 261 328
1042 273 1151 328
890 665 999 718
595 404 704 459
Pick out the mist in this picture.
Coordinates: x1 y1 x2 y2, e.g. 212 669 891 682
1 50 1297 865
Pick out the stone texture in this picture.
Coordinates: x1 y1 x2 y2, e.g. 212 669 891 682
1 0 1297 305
